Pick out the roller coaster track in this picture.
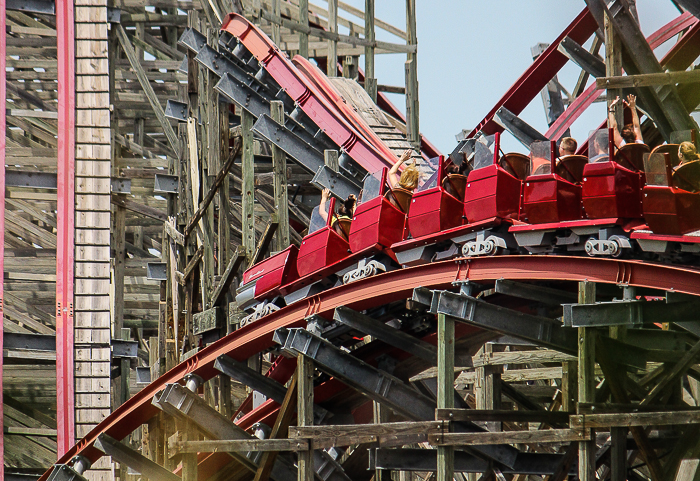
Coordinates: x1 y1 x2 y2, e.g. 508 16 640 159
41 256 700 480
41 6 700 480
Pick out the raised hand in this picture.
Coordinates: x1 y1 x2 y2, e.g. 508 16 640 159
626 94 637 109
321 188 330 202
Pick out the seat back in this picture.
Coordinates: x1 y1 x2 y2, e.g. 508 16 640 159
498 153 531 180
673 160 700 193
442 173 467 199
385 187 413 213
556 155 587 184
651 144 680 167
334 217 352 240
614 143 650 172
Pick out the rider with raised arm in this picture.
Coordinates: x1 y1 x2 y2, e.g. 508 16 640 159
319 188 356 226
608 94 644 148
388 149 421 191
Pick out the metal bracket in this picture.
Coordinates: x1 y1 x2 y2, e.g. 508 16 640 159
154 174 179 194
311 165 361 201
111 339 138 359
111 177 131 194
164 100 188 122
146 263 167 281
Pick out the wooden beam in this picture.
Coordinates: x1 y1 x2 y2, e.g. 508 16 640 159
172 438 307 455
115 24 179 156
577 281 595 481
271 101 290 252
184 137 242 239
596 68 700 89
570 409 700 429
437 312 454 481
641 338 700 406
290 421 443 449
299 0 309 57
436 409 570 424
248 220 279 269
364 0 376 102
297 352 314 481
430 429 589 447
111 194 167 221
327 0 338 76
164 219 184 245
210 247 246 308
259 10 415 54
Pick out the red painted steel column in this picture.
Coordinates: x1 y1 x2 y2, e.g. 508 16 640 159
0 0 6 475
56 0 76 457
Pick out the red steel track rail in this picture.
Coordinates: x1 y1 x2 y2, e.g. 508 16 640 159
221 14 399 174
0 0 6 475
40 256 700 480
548 11 699 144
56 0 76 457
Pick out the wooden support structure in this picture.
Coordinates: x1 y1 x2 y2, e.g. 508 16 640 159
297 354 314 481
437 313 454 481
577 281 596 481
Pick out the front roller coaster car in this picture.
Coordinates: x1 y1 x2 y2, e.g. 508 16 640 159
297 197 351 277
237 245 299 308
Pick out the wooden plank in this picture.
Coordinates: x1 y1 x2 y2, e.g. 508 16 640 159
242 110 256 262
430 429 589 446
115 24 179 156
111 194 167 221
327 0 338 76
184 137 241 239
570 410 700 429
596 69 700 89
577 281 596 481
271 101 290 252
171 438 308 455
436 409 570 424
297 354 314 481
211 247 246 308
437 312 454 481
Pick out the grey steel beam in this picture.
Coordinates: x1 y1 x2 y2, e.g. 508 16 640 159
494 279 578 306
273 328 518 468
214 355 288 403
493 106 548 149
430 290 577 354
252 114 326 174
216 73 272 118
563 300 700 327
675 0 700 20
532 43 568 128
333 306 436 364
4 333 55 351
370 449 570 475
6 170 57 189
311 166 361 203
177 27 207 54
93 434 180 481
7 0 54 14
558 36 606 78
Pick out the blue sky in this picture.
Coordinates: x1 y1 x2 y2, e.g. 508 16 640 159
331 1 682 154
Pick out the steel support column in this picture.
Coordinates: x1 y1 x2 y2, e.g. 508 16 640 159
0 0 6 473
56 0 76 457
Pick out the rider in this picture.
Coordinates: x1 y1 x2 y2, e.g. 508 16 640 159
388 149 421 191
319 188 356 236
608 94 644 148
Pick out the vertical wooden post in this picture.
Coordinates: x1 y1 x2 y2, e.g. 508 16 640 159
299 0 309 58
437 313 454 481
297 354 314 481
182 420 198 481
242 109 256 263
578 281 596 481
562 360 578 413
271 0 281 45
605 11 623 130
324 150 339 173
364 0 377 102
475 343 502 432
610 315 627 481
405 0 420 150
271 101 290 252
327 0 338 76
